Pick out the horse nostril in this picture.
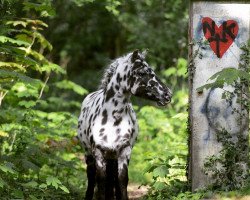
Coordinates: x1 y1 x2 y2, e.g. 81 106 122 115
164 90 172 98
166 96 171 103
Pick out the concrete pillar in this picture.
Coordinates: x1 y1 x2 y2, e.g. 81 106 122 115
188 1 250 191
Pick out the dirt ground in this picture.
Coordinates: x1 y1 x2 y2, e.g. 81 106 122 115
128 183 149 200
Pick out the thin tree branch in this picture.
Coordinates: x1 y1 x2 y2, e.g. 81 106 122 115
38 74 50 99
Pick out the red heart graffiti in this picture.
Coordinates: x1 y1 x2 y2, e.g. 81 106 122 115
202 17 238 58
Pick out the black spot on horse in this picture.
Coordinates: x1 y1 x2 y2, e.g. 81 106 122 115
131 128 135 138
106 87 115 102
102 109 108 125
89 114 93 124
87 126 91 136
115 85 119 91
115 135 121 142
100 128 105 133
125 65 128 71
123 75 127 81
116 128 121 134
103 135 107 142
127 71 131 77
116 73 122 83
123 98 128 104
90 93 96 98
118 108 124 114
80 133 82 137
128 76 136 88
100 132 104 137
112 110 118 116
84 130 87 135
93 114 97 121
90 135 94 145
114 117 122 126
82 107 86 113
95 106 99 113
96 98 100 105
114 100 118 107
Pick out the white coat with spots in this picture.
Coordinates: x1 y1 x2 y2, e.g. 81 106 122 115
78 50 172 200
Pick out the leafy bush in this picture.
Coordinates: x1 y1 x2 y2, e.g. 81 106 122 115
0 1 88 199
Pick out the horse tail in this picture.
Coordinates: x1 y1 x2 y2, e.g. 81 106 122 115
106 159 118 198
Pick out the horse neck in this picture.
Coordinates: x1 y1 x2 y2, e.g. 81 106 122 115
104 72 131 109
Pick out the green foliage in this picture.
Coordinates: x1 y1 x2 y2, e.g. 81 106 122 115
45 0 188 80
197 67 250 92
0 1 87 199
127 65 189 199
55 80 88 95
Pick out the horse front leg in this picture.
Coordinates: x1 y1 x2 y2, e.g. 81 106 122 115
85 155 96 200
94 148 106 200
116 146 131 200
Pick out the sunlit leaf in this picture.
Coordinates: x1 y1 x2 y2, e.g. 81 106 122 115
0 69 42 86
176 58 187 77
59 185 70 193
39 183 47 189
6 20 28 27
15 33 33 44
12 82 40 98
41 63 66 74
18 47 47 62
197 68 250 92
0 177 6 188
11 189 24 198
172 113 188 120
46 176 62 189
153 181 166 190
163 67 176 76
29 195 39 200
0 163 16 174
22 181 38 188
153 165 169 178
0 61 26 72
33 31 52 51
18 100 36 108
0 36 30 46
0 130 9 137
55 80 88 95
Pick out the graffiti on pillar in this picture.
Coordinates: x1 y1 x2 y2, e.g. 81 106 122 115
201 88 248 143
202 17 239 58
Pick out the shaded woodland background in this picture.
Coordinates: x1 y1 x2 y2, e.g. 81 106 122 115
0 0 249 199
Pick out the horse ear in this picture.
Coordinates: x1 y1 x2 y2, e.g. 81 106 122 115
141 49 148 59
131 49 139 63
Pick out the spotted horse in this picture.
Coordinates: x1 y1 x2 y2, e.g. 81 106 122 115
77 50 172 200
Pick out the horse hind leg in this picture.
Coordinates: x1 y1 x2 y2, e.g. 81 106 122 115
85 155 96 200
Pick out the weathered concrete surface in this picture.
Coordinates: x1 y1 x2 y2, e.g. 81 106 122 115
188 1 250 191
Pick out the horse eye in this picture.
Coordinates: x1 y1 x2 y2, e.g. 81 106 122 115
134 62 141 68
138 71 145 76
